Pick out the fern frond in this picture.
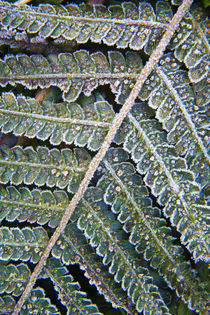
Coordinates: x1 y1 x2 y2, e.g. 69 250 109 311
53 222 135 313
43 257 102 314
0 185 68 227
0 1 169 52
169 9 209 173
194 76 208 108
0 51 143 103
115 103 208 262
139 52 209 195
0 92 114 149
0 226 48 263
98 147 208 311
0 145 91 192
0 263 30 296
73 187 170 314
2 0 204 313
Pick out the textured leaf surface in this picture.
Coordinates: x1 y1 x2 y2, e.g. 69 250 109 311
139 52 209 197
169 12 209 82
0 92 114 149
98 147 208 311
0 50 143 103
0 0 208 314
0 264 30 296
115 102 208 262
72 186 170 314
0 295 16 314
0 185 67 228
0 145 91 193
0 1 169 52
20 287 60 315
0 226 48 263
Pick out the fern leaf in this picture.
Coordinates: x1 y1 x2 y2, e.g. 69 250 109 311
53 222 135 313
0 145 91 193
139 52 209 195
73 187 170 314
0 185 68 228
98 147 208 311
0 1 169 52
116 103 208 262
0 50 143 103
20 287 60 314
0 226 48 263
43 257 102 314
0 263 30 296
0 92 114 149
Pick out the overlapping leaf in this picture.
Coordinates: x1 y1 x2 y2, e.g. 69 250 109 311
169 10 209 83
0 183 136 312
98 147 208 311
0 295 16 314
0 264 30 296
0 185 67 227
176 10 209 123
115 102 208 262
72 186 170 314
0 0 208 314
0 288 60 314
53 222 135 313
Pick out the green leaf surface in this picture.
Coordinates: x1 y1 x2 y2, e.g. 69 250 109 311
0 92 114 149
0 263 30 296
0 226 48 263
0 50 143 103
0 145 91 193
98 148 208 311
53 222 135 313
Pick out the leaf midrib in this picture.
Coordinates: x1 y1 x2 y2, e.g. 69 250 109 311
0 72 140 80
0 159 87 172
82 198 162 309
0 3 168 29
0 108 111 128
103 159 176 264
156 67 209 162
0 199 64 212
